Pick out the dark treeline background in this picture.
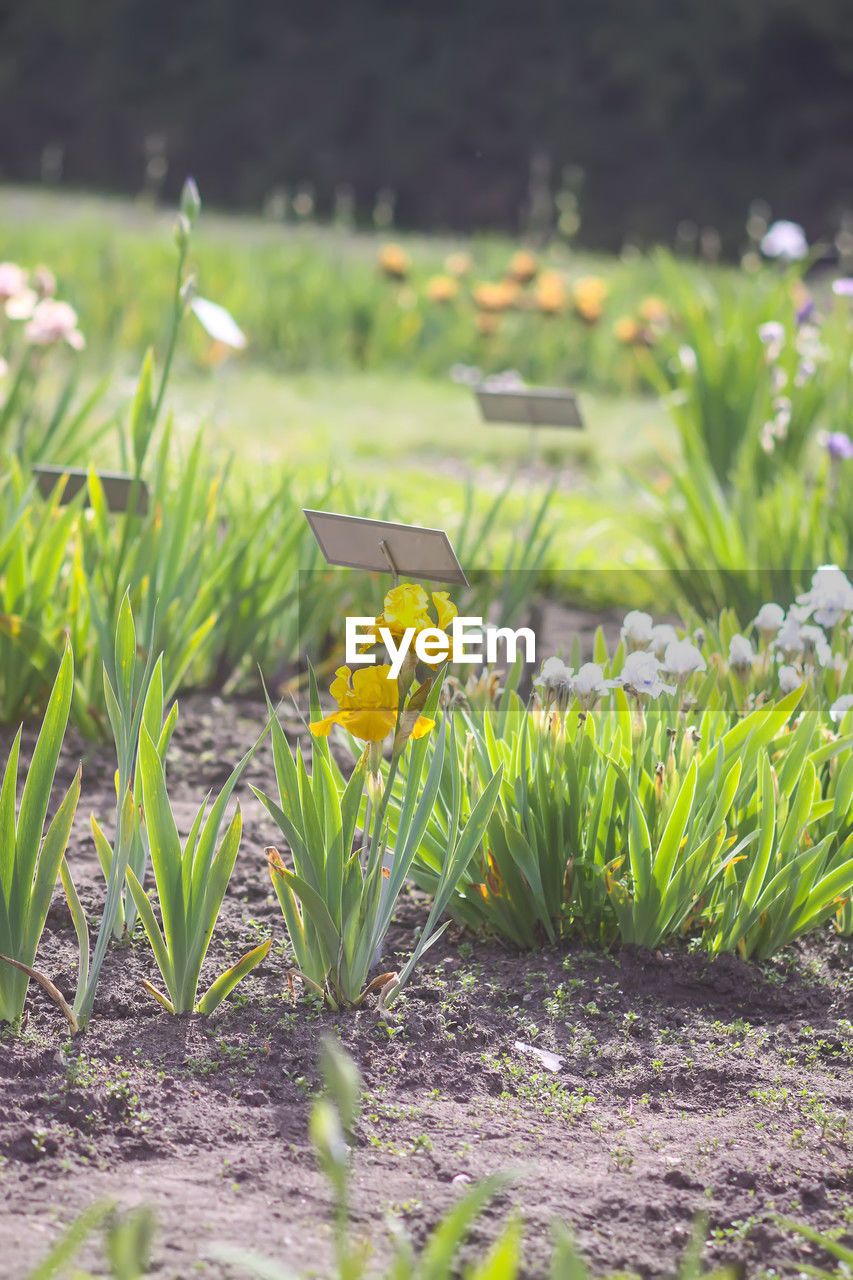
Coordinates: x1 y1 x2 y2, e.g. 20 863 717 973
1 0 852 250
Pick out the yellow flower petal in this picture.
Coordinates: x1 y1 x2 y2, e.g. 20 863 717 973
381 583 432 634
410 715 436 740
431 591 457 631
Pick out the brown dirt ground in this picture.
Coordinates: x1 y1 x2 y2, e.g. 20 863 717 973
1 686 852 1280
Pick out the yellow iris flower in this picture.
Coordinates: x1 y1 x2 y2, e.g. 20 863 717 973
378 583 457 637
310 664 435 744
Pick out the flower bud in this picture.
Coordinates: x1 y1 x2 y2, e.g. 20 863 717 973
174 213 191 250
180 176 201 224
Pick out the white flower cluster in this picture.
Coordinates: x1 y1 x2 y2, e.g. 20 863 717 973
533 570 853 724
617 610 705 696
749 567 853 719
534 657 606 712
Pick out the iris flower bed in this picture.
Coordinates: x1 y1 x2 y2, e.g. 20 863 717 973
1 187 852 1277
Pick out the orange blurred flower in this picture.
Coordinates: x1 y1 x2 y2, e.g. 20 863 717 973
535 270 568 314
425 274 460 303
379 243 410 279
507 249 539 284
573 276 608 323
472 281 518 312
613 315 650 346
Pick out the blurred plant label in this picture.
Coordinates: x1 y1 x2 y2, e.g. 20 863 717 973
514 1040 564 1072
190 296 247 349
33 466 149 514
303 510 469 587
476 386 584 428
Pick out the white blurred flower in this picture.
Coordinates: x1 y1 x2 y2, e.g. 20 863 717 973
0 357 7 381
534 656 574 709
775 608 808 657
795 325 825 362
796 565 853 628
620 610 654 651
758 321 785 362
481 369 525 391
761 220 808 261
754 603 785 643
794 358 816 387
678 345 697 373
799 624 832 667
662 640 706 681
573 662 607 710
770 365 788 394
608 651 675 699
779 664 804 694
24 299 85 350
728 634 754 675
830 694 853 723
650 623 679 659
449 363 482 386
0 262 27 301
771 396 791 438
191 297 247 349
6 288 37 321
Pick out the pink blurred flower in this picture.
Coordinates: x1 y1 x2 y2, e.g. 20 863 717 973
0 262 27 301
24 299 85 351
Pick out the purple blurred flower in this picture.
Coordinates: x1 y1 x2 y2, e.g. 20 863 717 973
819 432 853 461
795 296 815 325
831 278 853 297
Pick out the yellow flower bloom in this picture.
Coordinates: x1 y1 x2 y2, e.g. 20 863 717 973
613 315 651 347
573 276 608 323
425 274 459 304
472 281 518 313
310 664 434 743
507 249 539 284
360 584 458 669
379 583 434 635
379 243 410 279
535 270 568 314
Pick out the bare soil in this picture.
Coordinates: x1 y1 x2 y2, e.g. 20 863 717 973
1 691 851 1280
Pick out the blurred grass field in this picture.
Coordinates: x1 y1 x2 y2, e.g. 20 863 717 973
165 365 670 582
0 185 708 389
1 185 680 588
